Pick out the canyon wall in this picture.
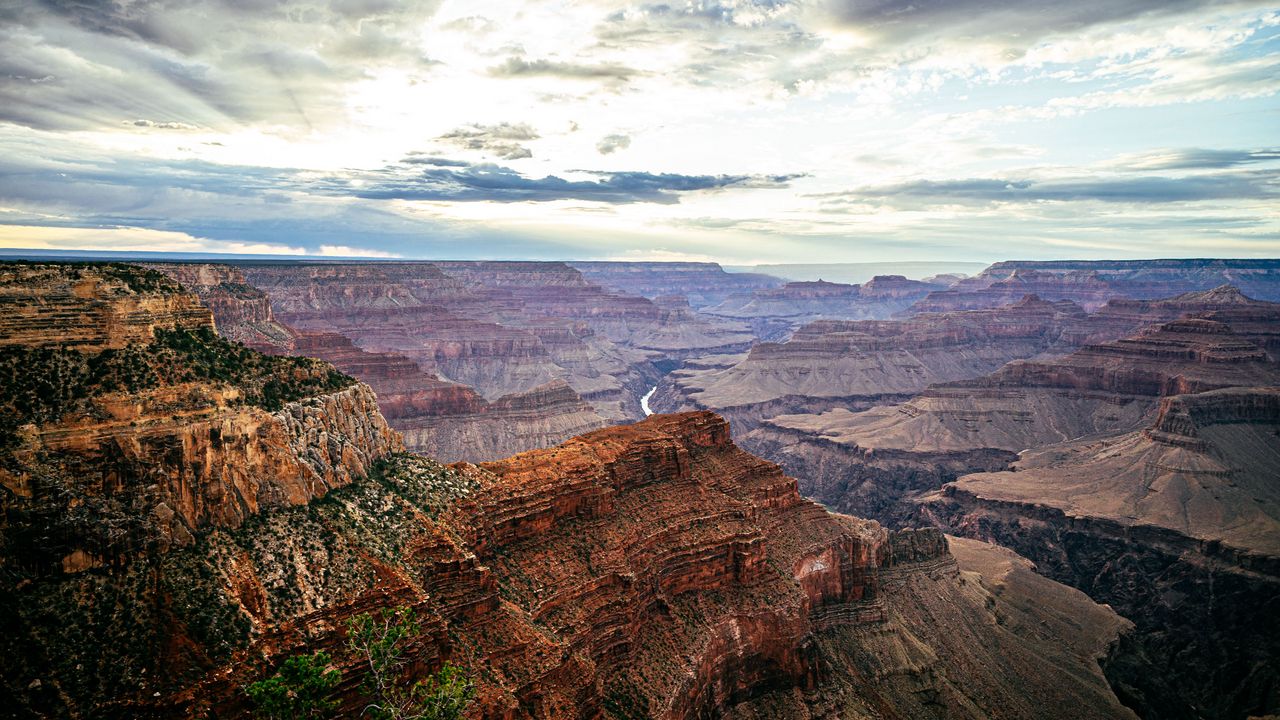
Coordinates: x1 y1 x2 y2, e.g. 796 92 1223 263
0 265 1137 719
916 387 1280 719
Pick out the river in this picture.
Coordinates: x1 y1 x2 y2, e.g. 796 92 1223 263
640 385 657 416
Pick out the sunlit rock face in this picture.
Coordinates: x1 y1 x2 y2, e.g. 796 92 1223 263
1 391 1136 720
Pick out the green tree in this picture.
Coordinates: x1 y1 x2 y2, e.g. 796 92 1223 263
346 606 475 720
246 651 341 720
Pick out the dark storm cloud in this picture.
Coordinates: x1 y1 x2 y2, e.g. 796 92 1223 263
488 57 640 82
438 123 541 160
821 170 1279 207
341 162 802 204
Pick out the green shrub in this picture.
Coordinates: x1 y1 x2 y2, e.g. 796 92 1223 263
246 651 341 720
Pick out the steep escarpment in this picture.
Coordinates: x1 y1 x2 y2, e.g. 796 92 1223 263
238 261 751 422
149 263 608 462
653 295 1086 435
705 275 943 330
289 333 607 462
570 261 783 309
917 386 1280 720
0 262 213 350
911 259 1280 313
144 263 296 353
1 354 1135 720
1054 285 1280 357
747 318 1280 525
0 263 400 572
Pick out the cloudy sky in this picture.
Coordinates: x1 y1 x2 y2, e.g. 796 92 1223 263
0 0 1277 264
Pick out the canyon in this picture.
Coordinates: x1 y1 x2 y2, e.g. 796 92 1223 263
5 258 1279 720
0 262 1137 720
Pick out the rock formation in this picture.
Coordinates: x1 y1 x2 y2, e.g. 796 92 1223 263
0 262 1138 719
237 261 752 421
149 263 608 462
142 263 296 352
570 261 783 308
918 386 1280 719
653 295 1088 434
910 259 1280 313
704 275 944 332
746 318 1280 524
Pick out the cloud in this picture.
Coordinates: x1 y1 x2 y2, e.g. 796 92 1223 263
0 0 444 132
596 134 631 155
345 162 802 204
821 169 1279 207
129 119 200 130
1109 148 1280 171
488 57 639 82
438 122 540 160
814 0 1260 51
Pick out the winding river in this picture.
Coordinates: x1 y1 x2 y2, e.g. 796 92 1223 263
640 385 657 416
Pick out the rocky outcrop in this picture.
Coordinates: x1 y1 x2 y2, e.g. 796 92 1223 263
0 263 213 350
2 393 1136 719
917 386 1280 719
396 380 608 462
570 261 783 309
1054 285 1280 357
744 318 1280 525
238 261 752 421
653 295 1087 435
0 263 401 573
145 263 296 353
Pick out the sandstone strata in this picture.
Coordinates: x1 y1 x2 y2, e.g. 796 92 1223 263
570 261 783 309
653 295 1087 434
747 318 1280 524
3 408 1135 720
918 386 1280 719
910 259 1280 313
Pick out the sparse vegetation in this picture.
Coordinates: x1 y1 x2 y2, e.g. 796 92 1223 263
246 651 341 720
346 607 474 720
0 325 353 449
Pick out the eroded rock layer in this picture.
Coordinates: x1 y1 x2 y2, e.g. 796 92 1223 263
705 275 944 329
910 259 1280 313
653 295 1087 434
151 263 609 461
569 261 783 309
748 318 1280 524
917 387 1280 720
0 267 1136 719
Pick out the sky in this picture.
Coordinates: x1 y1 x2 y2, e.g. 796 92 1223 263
0 0 1277 265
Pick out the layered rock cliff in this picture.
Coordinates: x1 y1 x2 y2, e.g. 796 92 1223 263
143 263 296 353
917 386 1280 720
653 295 1087 434
705 275 944 330
0 262 213 350
910 259 1280 313
747 318 1280 525
237 261 751 422
0 263 401 573
569 261 784 309
148 263 608 462
3 403 1135 720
